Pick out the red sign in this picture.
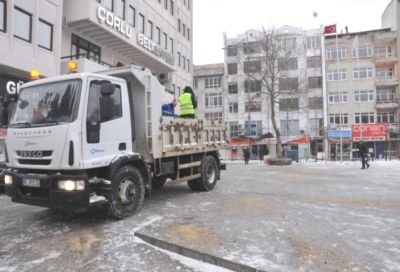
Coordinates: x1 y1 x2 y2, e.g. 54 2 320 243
0 128 7 139
352 123 387 142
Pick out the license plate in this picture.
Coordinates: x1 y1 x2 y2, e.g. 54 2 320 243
22 178 41 188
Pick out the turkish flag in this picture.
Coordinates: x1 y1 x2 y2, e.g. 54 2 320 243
324 24 336 34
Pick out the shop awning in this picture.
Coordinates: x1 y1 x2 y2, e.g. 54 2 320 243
287 136 311 144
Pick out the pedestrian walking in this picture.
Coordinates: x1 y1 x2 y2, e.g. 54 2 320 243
358 142 370 169
243 147 250 165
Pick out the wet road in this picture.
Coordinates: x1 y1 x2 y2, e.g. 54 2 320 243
1 160 400 272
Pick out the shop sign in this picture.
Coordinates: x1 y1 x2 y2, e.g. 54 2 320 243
137 33 174 66
328 128 351 139
0 74 26 97
352 123 387 142
97 6 133 38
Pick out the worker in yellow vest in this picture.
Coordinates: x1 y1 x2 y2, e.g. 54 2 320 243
178 86 197 118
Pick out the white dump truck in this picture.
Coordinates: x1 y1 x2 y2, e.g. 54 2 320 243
3 65 228 219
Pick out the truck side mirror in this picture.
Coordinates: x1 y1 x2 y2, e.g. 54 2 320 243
99 83 116 122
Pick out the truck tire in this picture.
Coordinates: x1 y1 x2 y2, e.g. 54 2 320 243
188 155 219 191
152 176 167 190
107 166 145 219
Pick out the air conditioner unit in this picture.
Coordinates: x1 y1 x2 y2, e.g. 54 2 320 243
157 73 171 84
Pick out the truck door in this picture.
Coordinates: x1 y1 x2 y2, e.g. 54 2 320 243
82 78 130 168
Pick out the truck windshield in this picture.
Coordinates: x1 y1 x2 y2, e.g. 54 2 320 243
9 79 82 128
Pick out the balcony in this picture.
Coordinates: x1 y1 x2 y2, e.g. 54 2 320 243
375 98 399 110
374 53 397 66
375 77 398 87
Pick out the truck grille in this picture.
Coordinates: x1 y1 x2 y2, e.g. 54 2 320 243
16 150 53 165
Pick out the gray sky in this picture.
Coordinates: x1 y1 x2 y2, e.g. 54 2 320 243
193 0 391 65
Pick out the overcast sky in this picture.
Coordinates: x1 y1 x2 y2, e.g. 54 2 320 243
193 0 391 65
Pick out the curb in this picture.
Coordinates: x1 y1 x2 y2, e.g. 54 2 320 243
134 232 267 272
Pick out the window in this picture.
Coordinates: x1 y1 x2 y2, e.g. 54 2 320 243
308 77 322 89
245 120 262 136
164 0 168 10
308 97 323 109
170 37 173 53
205 112 222 121
138 13 145 33
306 35 321 49
377 112 395 124
227 63 237 75
147 20 153 39
228 83 238 94
279 98 299 111
354 90 374 102
177 52 181 66
205 77 222 88
280 119 299 136
329 113 349 125
229 102 238 113
87 82 122 125
328 91 348 103
205 93 222 108
177 19 181 32
352 45 373 58
182 23 186 37
0 0 6 32
104 0 113 11
163 32 167 50
14 7 32 42
128 5 135 27
353 67 373 79
156 26 161 44
376 68 393 79
279 77 298 90
309 118 323 137
243 42 260 54
71 34 101 62
227 46 237 57
244 80 262 93
326 47 346 60
354 112 375 124
244 61 261 73
187 28 190 41
278 58 297 71
279 37 296 50
245 100 261 112
327 69 347 81
187 59 190 72
375 46 391 58
193 79 198 89
115 0 125 19
307 56 321 68
38 19 53 51
170 0 174 15
182 55 186 70
229 121 239 137
376 88 395 102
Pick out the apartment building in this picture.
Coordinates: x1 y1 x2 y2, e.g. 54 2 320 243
0 0 193 128
325 29 399 160
193 63 224 122
223 26 324 160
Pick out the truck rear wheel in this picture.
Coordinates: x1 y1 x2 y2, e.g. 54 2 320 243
107 166 145 219
188 155 218 191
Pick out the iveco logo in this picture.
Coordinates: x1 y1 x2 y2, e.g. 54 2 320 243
24 141 37 147
91 148 105 154
21 151 43 158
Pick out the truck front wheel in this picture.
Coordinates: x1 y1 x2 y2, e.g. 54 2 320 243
188 155 219 191
107 166 145 219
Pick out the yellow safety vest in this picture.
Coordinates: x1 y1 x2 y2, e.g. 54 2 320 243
179 93 195 115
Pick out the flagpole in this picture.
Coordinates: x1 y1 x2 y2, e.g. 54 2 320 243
335 28 343 162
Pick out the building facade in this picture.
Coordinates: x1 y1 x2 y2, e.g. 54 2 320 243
222 26 324 160
0 0 193 128
325 29 400 160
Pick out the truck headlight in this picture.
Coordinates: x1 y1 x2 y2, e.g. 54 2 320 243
4 175 12 185
57 180 85 191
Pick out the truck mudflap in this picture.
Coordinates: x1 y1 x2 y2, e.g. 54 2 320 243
4 170 91 213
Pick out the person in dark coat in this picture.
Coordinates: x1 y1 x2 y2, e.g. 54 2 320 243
243 147 250 165
358 142 370 169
